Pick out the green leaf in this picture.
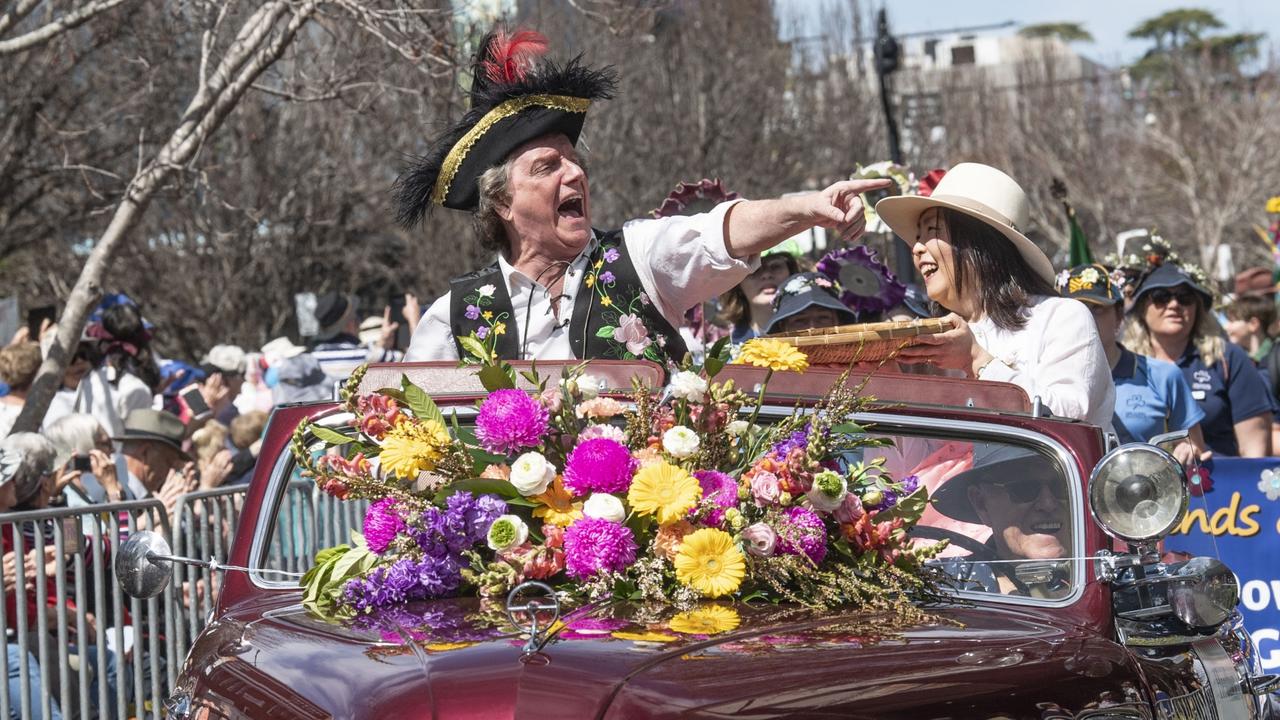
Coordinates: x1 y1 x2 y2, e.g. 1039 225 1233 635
310 425 353 446
595 326 617 339
479 364 515 392
704 336 730 378
831 422 866 436
435 477 521 503
458 335 490 363
875 486 929 525
377 388 407 404
401 375 447 425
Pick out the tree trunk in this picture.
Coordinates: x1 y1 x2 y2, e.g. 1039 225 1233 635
10 0 317 435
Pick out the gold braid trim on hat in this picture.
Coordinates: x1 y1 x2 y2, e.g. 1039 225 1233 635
432 94 592 205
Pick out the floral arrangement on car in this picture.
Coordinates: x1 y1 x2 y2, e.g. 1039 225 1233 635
293 338 946 621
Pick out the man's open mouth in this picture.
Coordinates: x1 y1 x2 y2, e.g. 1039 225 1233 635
558 196 584 219
1029 522 1062 534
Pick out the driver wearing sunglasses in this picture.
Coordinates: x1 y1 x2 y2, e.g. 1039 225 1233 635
930 444 1072 598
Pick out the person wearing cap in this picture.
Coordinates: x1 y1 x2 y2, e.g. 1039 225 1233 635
1125 263 1272 456
875 163 1114 428
195 344 247 425
399 28 887 364
762 272 857 335
719 250 802 344
1058 264 1207 463
115 408 198 514
930 443 1071 598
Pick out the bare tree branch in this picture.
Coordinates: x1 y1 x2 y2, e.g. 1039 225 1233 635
0 0 129 54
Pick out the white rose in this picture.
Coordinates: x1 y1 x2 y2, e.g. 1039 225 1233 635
668 370 708 402
662 425 700 459
509 452 556 496
486 514 529 551
726 420 750 437
583 493 627 523
805 470 848 514
578 374 603 400
478 283 496 298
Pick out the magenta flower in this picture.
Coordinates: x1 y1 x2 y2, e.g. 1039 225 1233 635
563 518 637 579
563 438 636 495
692 470 738 526
363 498 405 555
475 389 549 455
776 506 827 565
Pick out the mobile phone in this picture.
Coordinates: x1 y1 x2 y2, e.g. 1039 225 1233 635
60 517 81 555
179 384 212 419
72 455 92 473
26 305 56 338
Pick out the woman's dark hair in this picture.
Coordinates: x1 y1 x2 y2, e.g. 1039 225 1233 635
717 254 801 327
100 303 161 391
944 209 1056 331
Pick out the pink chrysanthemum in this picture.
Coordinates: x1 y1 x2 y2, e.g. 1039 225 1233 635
563 438 636 495
563 517 637 579
475 389 549 455
776 506 827 565
363 498 405 555
692 470 738 527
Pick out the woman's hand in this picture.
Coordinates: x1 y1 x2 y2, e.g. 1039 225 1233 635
199 449 234 490
895 313 994 377
52 465 82 495
89 449 123 500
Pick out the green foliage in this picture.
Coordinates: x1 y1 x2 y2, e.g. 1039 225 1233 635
1129 8 1224 46
301 540 377 618
1018 22 1093 43
401 374 446 425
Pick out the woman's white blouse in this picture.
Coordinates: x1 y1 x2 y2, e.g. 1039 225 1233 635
969 295 1115 428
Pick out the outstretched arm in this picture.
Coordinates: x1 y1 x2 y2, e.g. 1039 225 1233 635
722 179 892 259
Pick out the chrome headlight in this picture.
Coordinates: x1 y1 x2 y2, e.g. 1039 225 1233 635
1088 444 1187 543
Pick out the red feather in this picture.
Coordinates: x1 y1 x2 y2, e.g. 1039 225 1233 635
482 30 549 85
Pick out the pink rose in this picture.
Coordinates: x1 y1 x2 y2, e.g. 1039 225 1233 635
833 492 865 525
750 470 781 506
537 387 563 413
742 522 777 557
612 314 651 356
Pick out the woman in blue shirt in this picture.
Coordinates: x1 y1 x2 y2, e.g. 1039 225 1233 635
1123 264 1271 457
1059 265 1207 463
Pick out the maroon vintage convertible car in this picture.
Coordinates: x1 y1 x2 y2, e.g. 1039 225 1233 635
118 362 1280 719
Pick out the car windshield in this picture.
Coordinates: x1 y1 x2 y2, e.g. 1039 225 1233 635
257 414 1079 602
862 431 1079 601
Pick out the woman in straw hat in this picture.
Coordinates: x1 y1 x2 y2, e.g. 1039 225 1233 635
875 163 1114 427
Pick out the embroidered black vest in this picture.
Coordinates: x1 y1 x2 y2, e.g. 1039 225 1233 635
449 230 688 364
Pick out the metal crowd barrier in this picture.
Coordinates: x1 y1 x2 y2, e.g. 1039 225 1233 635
0 480 364 719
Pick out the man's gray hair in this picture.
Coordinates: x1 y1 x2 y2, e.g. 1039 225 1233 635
1 432 57 507
475 159 514 253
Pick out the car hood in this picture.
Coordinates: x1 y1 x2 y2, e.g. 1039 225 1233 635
188 596 1150 719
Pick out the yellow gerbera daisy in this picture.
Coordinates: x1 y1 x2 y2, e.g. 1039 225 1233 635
628 462 702 525
379 419 451 478
674 528 745 598
668 605 741 635
733 338 808 373
532 476 584 527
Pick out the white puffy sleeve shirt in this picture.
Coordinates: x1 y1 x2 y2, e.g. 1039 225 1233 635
406 200 753 361
969 296 1115 428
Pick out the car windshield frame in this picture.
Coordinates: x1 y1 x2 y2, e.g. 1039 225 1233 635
248 405 1087 608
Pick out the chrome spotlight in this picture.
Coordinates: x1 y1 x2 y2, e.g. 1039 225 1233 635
1088 444 1187 543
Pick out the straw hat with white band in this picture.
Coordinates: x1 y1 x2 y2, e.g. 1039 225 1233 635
874 163 1056 286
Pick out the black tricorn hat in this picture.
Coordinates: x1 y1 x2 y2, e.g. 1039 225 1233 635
395 29 617 221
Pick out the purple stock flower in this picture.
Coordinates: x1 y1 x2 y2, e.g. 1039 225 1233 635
599 271 616 285
776 506 827 566
692 470 738 526
465 304 481 320
603 247 620 263
415 491 507 555
343 554 464 614
564 518 638 579
901 475 920 494
563 438 636 495
363 498 405 555
475 389 549 455
769 429 809 461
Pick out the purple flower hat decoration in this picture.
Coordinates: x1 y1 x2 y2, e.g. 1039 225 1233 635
816 246 906 315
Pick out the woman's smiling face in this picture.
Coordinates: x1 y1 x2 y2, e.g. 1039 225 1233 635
912 208 962 311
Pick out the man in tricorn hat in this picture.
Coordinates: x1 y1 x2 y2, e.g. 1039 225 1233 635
401 29 888 363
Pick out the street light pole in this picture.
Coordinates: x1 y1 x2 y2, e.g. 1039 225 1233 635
872 9 914 279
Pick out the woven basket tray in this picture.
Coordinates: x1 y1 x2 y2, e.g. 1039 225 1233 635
766 317 954 364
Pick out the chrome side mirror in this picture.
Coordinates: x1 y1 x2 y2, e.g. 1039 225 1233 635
115 531 175 599
1168 557 1238 629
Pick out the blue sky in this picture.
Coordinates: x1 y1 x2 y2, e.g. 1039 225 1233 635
776 0 1277 67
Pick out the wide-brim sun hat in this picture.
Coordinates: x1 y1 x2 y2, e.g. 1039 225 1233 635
1131 263 1213 309
113 408 191 459
932 444 1060 524
874 162 1056 286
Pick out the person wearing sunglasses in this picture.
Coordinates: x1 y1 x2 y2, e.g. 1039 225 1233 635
1125 264 1272 457
1057 265 1209 465
929 444 1072 598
